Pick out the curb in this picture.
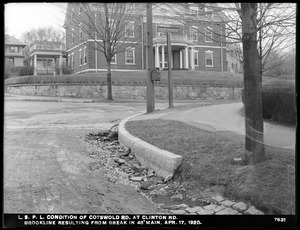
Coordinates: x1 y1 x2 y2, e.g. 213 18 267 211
118 113 183 178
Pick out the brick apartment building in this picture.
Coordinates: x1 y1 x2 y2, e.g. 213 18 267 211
64 3 227 74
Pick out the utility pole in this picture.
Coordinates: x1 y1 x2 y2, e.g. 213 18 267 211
146 3 155 113
167 32 174 108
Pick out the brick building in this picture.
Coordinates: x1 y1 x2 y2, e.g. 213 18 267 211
64 3 227 74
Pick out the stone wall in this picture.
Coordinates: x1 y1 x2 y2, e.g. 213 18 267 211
5 83 242 101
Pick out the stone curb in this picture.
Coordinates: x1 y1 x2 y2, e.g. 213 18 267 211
118 113 183 178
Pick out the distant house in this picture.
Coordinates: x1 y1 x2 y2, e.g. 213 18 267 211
226 44 243 73
27 41 67 75
5 35 26 67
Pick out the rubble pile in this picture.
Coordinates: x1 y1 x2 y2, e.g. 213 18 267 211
84 129 264 215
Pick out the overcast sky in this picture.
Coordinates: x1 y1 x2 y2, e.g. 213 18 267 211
5 3 67 40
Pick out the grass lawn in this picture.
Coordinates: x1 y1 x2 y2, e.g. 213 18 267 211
125 119 295 214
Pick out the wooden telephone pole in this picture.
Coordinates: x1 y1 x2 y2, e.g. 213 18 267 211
146 3 155 113
167 32 174 108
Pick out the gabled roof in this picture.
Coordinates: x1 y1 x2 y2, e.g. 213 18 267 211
5 35 26 47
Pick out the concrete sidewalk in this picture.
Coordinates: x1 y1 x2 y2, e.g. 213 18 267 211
130 102 296 150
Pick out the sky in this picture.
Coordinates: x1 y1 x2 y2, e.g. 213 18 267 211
5 3 67 40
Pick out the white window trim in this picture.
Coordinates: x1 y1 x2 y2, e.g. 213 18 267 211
194 51 199 66
125 21 135 38
79 49 83 66
125 48 135 65
205 50 214 67
190 26 198 41
205 27 213 43
111 53 117 64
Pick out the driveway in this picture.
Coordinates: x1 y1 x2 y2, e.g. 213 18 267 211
4 96 172 214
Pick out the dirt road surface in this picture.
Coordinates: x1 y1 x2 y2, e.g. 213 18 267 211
4 97 171 214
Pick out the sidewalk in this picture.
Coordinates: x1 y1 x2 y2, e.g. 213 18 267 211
130 102 296 150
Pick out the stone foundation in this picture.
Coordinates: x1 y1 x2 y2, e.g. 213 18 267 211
5 84 242 101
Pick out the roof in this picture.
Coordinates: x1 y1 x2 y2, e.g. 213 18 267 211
5 35 26 47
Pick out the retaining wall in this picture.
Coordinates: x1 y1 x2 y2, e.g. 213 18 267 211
5 83 242 101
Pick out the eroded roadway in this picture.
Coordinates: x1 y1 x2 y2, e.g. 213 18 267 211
4 95 172 214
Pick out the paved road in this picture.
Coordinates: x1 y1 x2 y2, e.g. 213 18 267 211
4 97 173 214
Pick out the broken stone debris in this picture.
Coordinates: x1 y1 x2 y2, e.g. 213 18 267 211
84 129 264 216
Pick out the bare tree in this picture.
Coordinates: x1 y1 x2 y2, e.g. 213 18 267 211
22 26 65 45
172 3 295 75
171 3 295 164
240 3 265 164
63 3 146 101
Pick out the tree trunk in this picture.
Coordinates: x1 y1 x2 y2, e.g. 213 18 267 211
107 61 113 101
241 3 265 164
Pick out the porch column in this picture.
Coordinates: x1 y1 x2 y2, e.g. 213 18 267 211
184 47 189 69
179 50 183 69
155 45 160 68
161 45 165 69
34 54 37 75
190 47 195 70
59 54 63 75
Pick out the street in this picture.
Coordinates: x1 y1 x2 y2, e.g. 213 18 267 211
4 97 169 214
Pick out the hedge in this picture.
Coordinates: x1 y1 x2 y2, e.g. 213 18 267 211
18 66 34 76
242 79 296 125
4 70 244 87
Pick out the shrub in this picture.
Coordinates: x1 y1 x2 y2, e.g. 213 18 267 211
5 63 11 79
262 87 296 125
241 80 296 125
18 66 34 76
60 63 73 75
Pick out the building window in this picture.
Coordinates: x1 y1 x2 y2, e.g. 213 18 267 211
10 46 19 53
204 6 213 18
205 51 214 67
71 8 75 19
68 54 71 67
111 54 117 64
79 49 83 65
190 26 198 41
79 23 83 39
125 48 135 64
71 53 74 68
109 19 116 32
194 51 199 66
125 22 135 37
157 31 167 38
71 28 75 43
83 46 87 64
190 6 199 15
205 27 213 42
7 57 14 64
